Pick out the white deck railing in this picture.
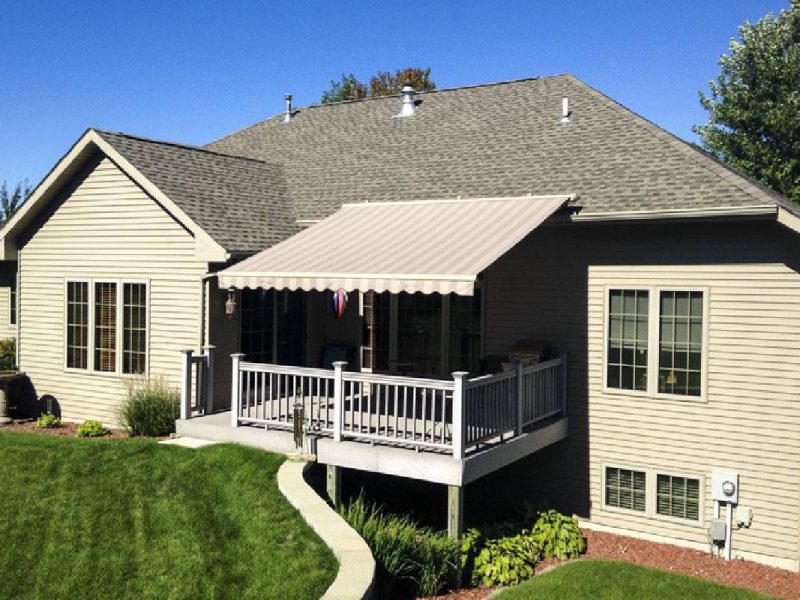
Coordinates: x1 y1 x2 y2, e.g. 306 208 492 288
228 352 567 459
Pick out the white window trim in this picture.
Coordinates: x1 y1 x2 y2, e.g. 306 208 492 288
63 278 149 377
601 462 706 527
602 283 710 402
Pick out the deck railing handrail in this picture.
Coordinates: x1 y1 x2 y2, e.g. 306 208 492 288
226 352 567 459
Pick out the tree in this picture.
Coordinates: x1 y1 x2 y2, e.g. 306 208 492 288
369 67 436 97
321 67 436 103
0 180 31 226
694 2 800 202
320 73 368 104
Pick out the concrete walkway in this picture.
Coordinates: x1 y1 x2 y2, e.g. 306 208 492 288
278 459 375 600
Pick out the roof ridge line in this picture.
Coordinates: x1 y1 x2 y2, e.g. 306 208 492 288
566 78 787 208
94 128 274 165
205 74 572 148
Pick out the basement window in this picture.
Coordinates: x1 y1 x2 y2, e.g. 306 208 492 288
656 474 700 521
605 466 646 512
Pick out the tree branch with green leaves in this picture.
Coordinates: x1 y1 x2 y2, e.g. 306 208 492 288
694 1 800 202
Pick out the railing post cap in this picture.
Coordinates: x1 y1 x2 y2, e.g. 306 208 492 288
231 353 246 359
202 344 216 350
451 371 469 380
332 361 348 369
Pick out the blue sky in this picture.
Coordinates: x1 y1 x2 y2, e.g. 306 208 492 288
0 0 789 187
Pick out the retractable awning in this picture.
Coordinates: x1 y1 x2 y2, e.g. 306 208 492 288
218 194 571 296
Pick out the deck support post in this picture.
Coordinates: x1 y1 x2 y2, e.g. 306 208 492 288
231 353 245 428
179 349 193 420
202 345 215 414
326 464 342 508
447 484 464 587
451 372 468 459
515 359 524 435
332 361 347 442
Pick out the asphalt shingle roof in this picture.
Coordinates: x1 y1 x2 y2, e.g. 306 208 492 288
206 74 793 221
94 130 299 253
92 75 795 254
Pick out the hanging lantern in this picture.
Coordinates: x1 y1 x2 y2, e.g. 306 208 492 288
225 287 237 319
331 289 348 319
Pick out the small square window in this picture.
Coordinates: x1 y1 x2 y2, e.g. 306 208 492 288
605 467 647 512
656 474 700 521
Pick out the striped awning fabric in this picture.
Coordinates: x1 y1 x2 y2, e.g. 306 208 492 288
218 194 570 296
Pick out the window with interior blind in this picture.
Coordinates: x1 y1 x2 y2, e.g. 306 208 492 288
658 291 703 396
656 474 700 520
605 466 647 512
66 281 89 369
123 283 147 374
94 282 117 372
607 289 649 391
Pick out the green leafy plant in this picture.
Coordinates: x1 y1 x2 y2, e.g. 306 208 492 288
0 337 16 371
76 420 107 437
120 376 179 437
36 412 61 429
339 494 458 597
471 533 541 587
529 509 586 560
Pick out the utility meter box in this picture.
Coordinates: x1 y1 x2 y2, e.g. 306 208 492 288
708 518 727 542
712 471 739 504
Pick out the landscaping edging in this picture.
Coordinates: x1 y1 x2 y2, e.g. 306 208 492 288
277 460 376 600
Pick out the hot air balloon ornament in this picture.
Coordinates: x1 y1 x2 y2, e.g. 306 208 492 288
331 289 348 319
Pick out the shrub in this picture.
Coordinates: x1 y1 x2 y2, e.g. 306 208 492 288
461 508 586 588
471 533 541 587
76 420 107 437
0 337 15 371
36 412 61 429
339 494 459 597
120 376 179 437
529 509 586 560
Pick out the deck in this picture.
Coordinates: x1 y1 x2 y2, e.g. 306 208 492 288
177 354 569 485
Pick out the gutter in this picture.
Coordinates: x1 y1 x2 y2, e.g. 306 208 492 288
570 204 778 222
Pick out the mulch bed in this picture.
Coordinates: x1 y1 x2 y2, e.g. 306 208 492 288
581 528 800 600
422 527 800 600
2 418 128 438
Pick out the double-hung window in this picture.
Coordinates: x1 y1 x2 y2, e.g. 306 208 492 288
605 286 706 399
66 279 148 375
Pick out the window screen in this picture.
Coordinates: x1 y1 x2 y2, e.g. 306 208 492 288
658 291 703 396
605 467 647 512
607 290 649 391
66 281 89 369
657 474 700 520
123 283 147 374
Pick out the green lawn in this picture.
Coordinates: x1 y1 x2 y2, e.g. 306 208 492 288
497 560 769 600
0 432 337 600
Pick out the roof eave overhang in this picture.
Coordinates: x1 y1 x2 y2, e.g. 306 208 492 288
0 129 228 262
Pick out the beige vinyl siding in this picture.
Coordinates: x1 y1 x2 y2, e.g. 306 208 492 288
0 261 17 340
483 219 800 564
19 155 206 424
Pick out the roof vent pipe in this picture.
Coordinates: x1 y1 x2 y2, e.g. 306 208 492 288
398 85 416 117
561 97 570 123
284 94 293 123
